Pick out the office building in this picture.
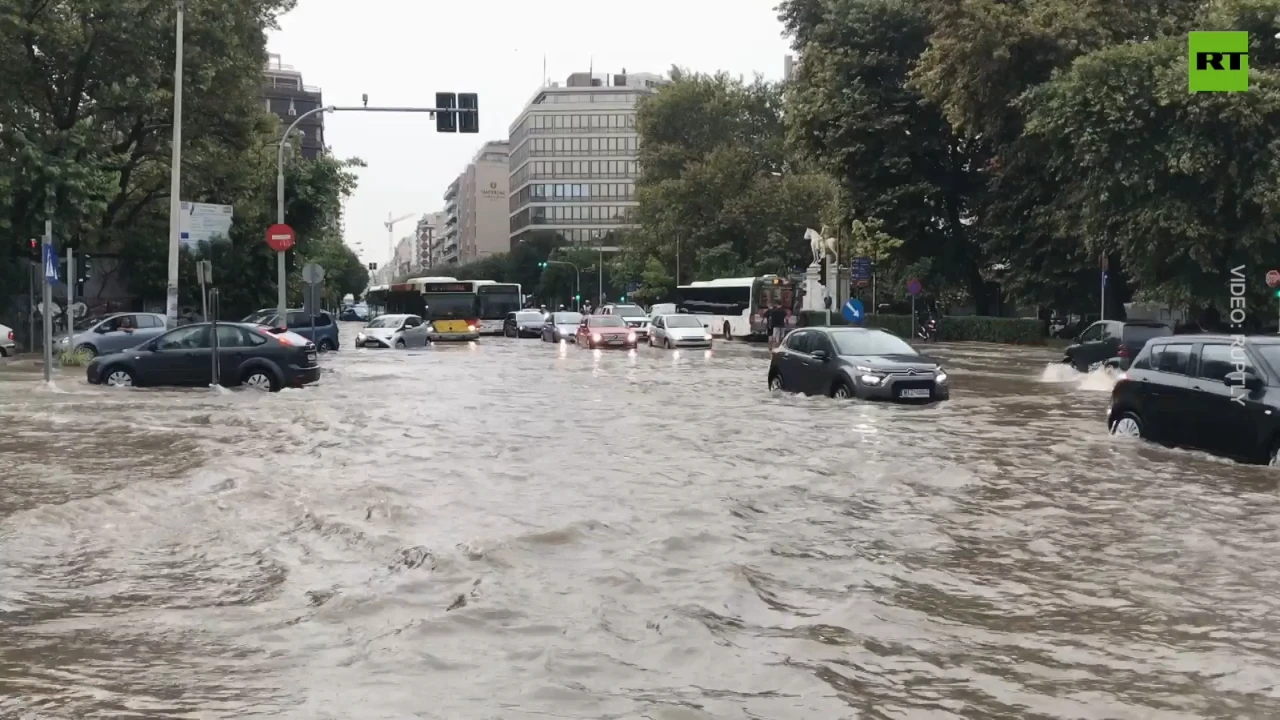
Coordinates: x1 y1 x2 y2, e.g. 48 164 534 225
438 178 461 266
263 54 324 158
507 70 666 250
417 212 448 271
459 141 510 263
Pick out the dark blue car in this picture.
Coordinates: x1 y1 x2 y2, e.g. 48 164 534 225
242 309 340 352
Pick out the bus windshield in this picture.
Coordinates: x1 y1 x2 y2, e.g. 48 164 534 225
479 291 521 319
422 293 477 320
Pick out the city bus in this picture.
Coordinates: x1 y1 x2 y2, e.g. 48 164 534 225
472 280 523 335
673 275 796 340
374 277 480 341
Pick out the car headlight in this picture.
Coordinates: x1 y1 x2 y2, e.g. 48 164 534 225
935 370 948 384
859 374 883 386
356 332 365 341
592 333 602 342
627 332 637 342
467 324 476 332
59 336 70 345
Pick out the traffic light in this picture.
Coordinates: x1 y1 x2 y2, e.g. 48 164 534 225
435 92 457 133
79 253 92 281
458 93 479 133
620 294 626 302
574 294 581 302
538 261 548 269
28 238 38 259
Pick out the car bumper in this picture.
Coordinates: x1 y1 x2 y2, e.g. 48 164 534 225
627 327 649 338
358 337 393 348
286 366 321 387
516 327 543 336
854 377 949 402
667 336 712 347
431 333 480 341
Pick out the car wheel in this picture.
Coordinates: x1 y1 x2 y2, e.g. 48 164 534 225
317 338 335 352
77 344 98 359
395 338 406 349
1110 411 1143 438
665 338 673 350
831 380 853 399
104 366 134 387
242 369 280 392
768 372 783 391
1269 442 1280 467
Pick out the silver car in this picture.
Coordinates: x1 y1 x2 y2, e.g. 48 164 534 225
58 312 169 358
541 311 583 342
355 314 431 348
649 314 713 349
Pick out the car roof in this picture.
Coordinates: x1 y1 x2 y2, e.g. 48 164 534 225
1149 333 1280 345
1120 320 1170 327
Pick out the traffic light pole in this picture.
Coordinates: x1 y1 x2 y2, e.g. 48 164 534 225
276 102 477 324
41 221 52 383
543 260 581 310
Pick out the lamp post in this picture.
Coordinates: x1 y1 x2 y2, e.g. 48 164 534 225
165 0 186 325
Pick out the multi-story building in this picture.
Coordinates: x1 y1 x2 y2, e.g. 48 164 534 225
457 141 510 263
438 178 461 266
263 54 324 159
392 235 415 279
416 211 448 272
507 71 666 251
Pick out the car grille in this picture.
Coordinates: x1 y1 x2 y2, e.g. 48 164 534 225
892 379 934 392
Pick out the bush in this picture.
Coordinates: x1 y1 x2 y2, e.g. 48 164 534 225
58 348 94 367
819 313 1047 344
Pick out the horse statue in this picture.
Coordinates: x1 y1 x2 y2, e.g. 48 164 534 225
804 227 838 266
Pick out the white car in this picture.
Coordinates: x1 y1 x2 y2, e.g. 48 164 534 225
355 314 431 349
649 314 714 349
648 303 677 318
541 311 583 342
0 323 14 357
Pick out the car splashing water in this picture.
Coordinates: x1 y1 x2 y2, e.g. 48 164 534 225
1039 361 1122 392
2 331 1280 718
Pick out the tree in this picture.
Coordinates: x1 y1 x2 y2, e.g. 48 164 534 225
627 69 835 283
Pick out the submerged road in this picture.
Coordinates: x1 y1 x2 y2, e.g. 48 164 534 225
1 326 1278 719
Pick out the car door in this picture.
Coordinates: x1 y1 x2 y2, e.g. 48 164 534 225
1068 322 1107 370
1189 342 1265 460
402 315 428 347
651 316 665 344
215 324 255 386
1145 342 1196 447
147 325 213 385
1099 322 1124 364
96 314 142 354
134 314 168 344
775 330 811 392
803 332 839 395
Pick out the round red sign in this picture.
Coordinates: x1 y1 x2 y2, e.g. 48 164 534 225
1267 270 1280 288
265 223 295 252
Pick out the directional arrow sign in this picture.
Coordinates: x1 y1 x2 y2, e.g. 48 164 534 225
842 298 864 324
265 223 295 252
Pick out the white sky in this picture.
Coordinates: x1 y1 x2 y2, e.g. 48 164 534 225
267 0 792 265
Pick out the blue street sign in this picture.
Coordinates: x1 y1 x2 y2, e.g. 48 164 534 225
626 281 640 293
43 243 59 282
851 256 873 281
842 298 864 324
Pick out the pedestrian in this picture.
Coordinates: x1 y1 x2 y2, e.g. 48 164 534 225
766 301 788 351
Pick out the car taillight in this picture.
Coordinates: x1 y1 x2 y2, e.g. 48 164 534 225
5 330 11 341
1117 346 1129 357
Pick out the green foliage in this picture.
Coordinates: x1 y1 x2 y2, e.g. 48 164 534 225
0 0 361 318
57 347 94 367
624 70 837 285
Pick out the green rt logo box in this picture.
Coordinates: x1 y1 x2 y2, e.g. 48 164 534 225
1189 31 1249 92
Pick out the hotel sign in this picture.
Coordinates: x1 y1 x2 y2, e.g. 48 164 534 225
481 180 506 200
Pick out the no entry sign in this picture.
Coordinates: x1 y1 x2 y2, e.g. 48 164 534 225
266 223 295 252
1267 269 1280 288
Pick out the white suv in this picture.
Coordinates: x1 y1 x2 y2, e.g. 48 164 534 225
0 323 14 357
599 304 650 339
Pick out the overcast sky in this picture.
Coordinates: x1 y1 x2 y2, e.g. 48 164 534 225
266 0 793 265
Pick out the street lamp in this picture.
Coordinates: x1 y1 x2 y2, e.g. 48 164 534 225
165 0 186 325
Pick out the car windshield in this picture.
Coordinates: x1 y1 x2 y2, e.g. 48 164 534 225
366 316 404 328
831 330 918 356
554 312 583 324
613 306 645 317
515 312 544 323
1254 345 1280 374
663 315 703 328
421 293 476 319
589 316 626 327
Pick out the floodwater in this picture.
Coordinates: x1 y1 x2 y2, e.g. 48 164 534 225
2 327 1279 719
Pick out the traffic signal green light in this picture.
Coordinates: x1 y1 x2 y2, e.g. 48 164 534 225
538 261 547 269
1274 288 1280 298
574 294 581 301
620 294 626 302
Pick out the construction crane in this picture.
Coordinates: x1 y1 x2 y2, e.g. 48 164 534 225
384 211 416 275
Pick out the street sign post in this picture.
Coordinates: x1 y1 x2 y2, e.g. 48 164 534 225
907 278 922 333
196 260 212 322
209 287 221 389
41 225 54 382
842 298 864 324
851 257 873 289
266 223 295 252
302 262 326 342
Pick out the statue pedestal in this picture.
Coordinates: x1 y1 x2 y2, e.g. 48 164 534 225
803 264 825 312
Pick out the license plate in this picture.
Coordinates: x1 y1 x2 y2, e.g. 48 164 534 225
306 352 317 363
899 389 930 399
436 320 467 333
608 338 622 344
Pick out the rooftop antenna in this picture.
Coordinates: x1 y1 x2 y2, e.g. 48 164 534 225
589 56 593 83
542 54 547 86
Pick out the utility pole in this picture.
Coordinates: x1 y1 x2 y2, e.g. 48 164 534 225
165 0 185 325
41 221 52 383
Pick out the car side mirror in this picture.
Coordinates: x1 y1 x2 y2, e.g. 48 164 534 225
1227 371 1264 390
811 349 830 361
94 325 108 334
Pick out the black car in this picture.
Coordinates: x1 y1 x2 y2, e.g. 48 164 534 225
86 322 320 392
504 310 547 338
1109 334 1280 465
767 327 949 402
1064 320 1171 372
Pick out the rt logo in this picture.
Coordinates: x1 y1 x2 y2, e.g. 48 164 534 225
1189 31 1249 92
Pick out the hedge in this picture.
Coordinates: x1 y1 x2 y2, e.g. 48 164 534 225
799 311 1046 344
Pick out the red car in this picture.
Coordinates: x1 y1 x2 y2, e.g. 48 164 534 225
577 315 637 349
